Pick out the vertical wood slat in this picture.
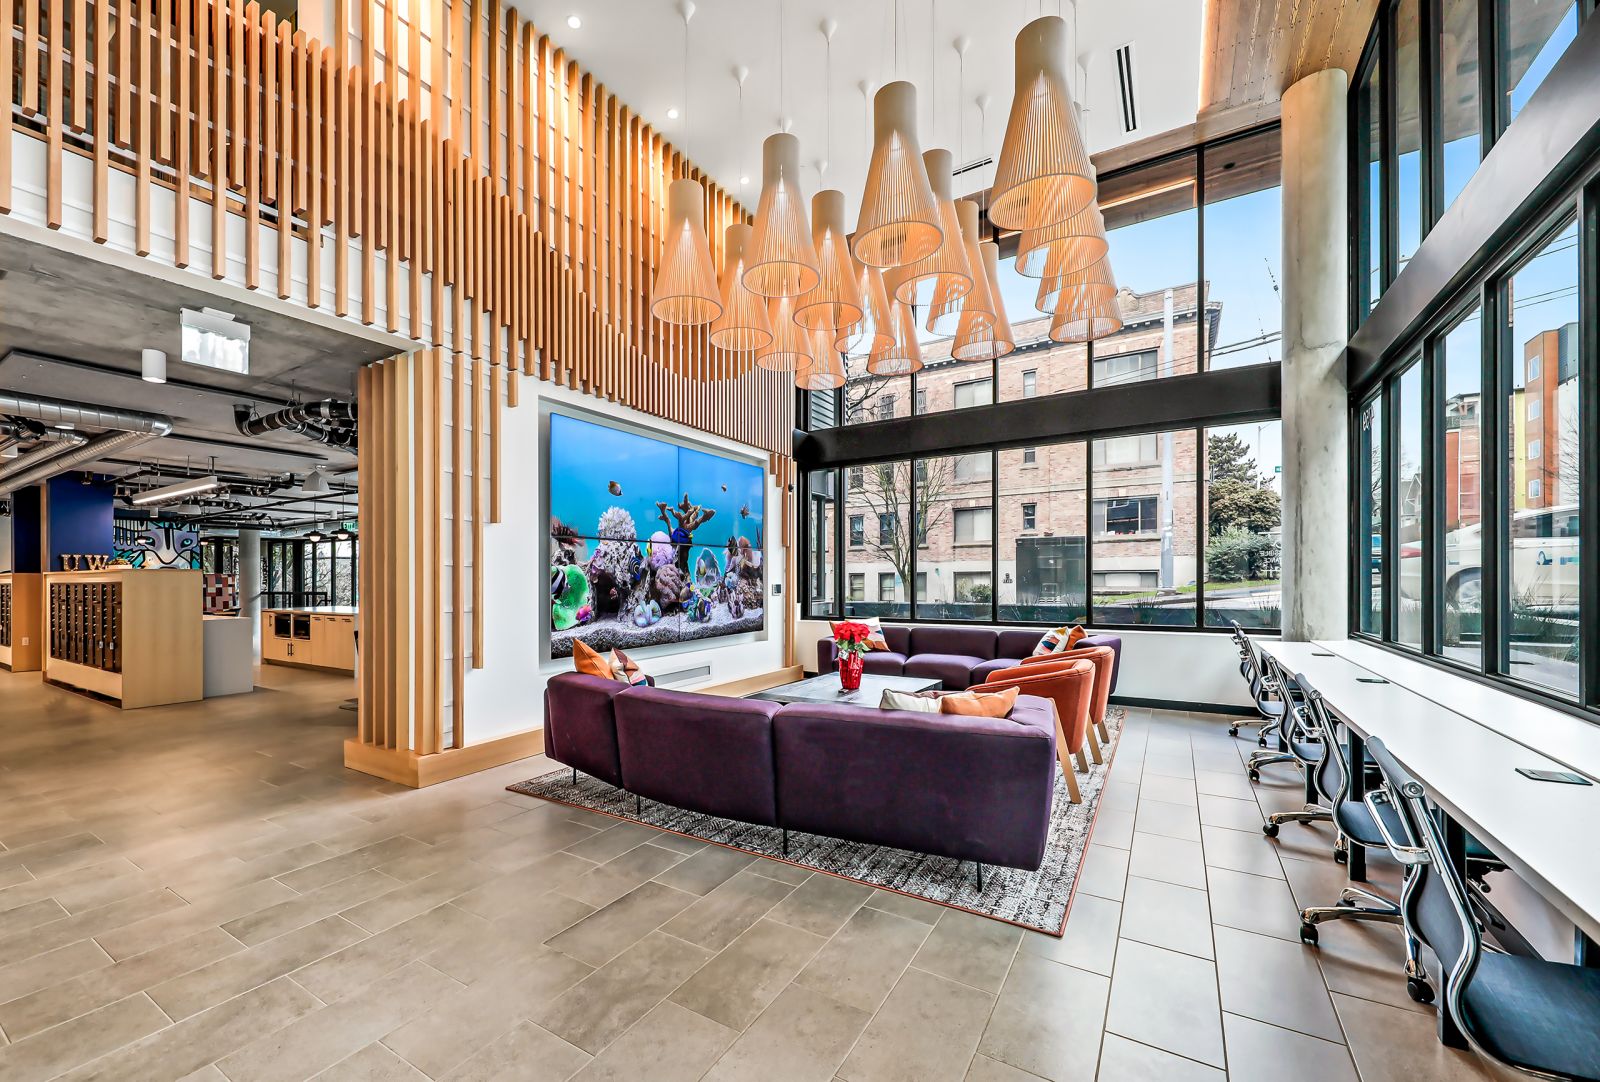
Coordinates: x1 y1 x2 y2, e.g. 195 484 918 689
210 0 227 275
71 0 87 131
89 0 110 237
44 0 64 226
20 0 39 115
134 0 151 254
243 1 261 288
0 0 13 211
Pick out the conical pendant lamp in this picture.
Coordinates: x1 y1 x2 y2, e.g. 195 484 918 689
854 81 942 270
836 258 895 356
650 178 723 326
1051 294 1124 343
892 149 971 307
709 223 773 356
795 328 847 390
754 294 813 372
951 242 1016 361
1036 255 1116 317
927 198 992 337
866 289 925 376
1015 199 1108 278
795 190 864 332
744 133 820 298
989 16 1095 232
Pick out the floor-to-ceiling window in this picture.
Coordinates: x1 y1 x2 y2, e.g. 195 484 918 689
1395 359 1427 648
1358 394 1386 635
1439 305 1484 666
1203 421 1284 629
265 537 360 608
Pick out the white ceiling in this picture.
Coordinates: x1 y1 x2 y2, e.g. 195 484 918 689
510 0 1204 222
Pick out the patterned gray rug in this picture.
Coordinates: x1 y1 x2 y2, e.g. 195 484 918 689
507 707 1123 936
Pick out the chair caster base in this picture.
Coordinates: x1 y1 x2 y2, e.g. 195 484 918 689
1333 848 1349 865
1300 922 1319 946
1262 821 1279 837
1228 723 1240 737
1248 768 1261 783
1258 734 1269 748
1407 977 1435 1004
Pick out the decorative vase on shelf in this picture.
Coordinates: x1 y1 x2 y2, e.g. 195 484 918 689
838 651 864 692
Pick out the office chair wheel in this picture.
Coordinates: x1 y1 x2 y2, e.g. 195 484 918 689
1261 821 1279 838
1248 768 1261 783
1257 734 1269 748
1228 723 1240 737
1406 977 1435 1004
1299 921 1319 946
1333 848 1349 865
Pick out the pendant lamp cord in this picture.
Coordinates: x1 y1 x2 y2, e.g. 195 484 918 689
682 6 690 137
779 0 787 125
929 0 937 139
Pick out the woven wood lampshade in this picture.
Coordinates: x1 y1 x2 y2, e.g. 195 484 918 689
989 16 1095 232
745 133 820 298
1036 255 1117 315
866 288 925 376
795 328 847 390
836 259 895 356
754 294 813 372
709 223 773 357
854 81 943 270
928 198 992 337
1050 294 1124 343
650 178 723 326
892 149 972 307
951 242 1017 361
795 190 864 333
1015 199 1109 278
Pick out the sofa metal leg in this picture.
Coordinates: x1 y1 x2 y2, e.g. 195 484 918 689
782 829 789 857
571 768 578 786
1086 727 1104 766
975 862 984 891
635 794 642 816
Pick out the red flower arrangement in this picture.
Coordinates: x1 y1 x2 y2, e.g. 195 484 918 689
832 621 871 690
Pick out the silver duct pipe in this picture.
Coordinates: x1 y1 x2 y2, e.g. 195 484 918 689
0 431 90 484
233 400 357 449
0 390 173 493
0 390 175 435
0 429 169 495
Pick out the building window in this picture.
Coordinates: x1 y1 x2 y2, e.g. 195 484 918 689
916 572 928 601
953 379 994 410
877 393 896 420
954 572 992 603
1022 447 1037 466
848 573 865 601
1094 496 1159 536
849 515 864 546
1022 369 1038 397
878 572 896 601
953 506 993 544
953 453 992 482
849 466 864 487
878 513 897 543
1094 434 1159 467
1022 502 1037 530
1529 438 1542 460
915 388 928 414
1528 397 1542 419
1528 478 1542 500
1093 349 1159 386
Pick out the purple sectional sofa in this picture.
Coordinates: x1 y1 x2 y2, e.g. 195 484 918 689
816 625 1122 692
542 672 1060 871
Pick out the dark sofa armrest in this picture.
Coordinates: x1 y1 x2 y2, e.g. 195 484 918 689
817 638 839 671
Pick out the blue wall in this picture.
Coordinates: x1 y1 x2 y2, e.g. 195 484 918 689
9 486 43 573
46 476 115 570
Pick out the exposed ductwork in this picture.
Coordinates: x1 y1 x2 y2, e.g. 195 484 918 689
0 391 173 494
233 400 357 450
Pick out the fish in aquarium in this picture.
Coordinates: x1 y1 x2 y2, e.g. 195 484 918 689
607 481 622 496
550 564 592 631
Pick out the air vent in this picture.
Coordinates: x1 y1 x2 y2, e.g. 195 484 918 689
654 664 713 687
952 155 994 178
1115 43 1138 133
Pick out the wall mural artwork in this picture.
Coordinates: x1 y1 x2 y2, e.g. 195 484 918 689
113 522 202 569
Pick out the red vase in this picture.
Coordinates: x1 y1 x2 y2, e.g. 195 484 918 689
838 651 864 691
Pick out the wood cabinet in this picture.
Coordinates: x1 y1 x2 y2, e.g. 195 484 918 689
42 569 203 709
261 609 357 673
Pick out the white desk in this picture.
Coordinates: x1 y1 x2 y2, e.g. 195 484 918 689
1259 639 1600 949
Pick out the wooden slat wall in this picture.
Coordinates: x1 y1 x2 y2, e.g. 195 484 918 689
8 0 798 756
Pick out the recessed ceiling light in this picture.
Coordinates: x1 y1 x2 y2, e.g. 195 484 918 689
566 14 581 29
740 175 750 186
666 107 680 120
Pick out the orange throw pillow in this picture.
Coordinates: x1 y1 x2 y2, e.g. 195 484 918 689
939 686 1020 718
572 640 613 679
831 617 889 651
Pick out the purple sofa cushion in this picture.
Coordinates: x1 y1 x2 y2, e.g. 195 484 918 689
971 658 1027 684
996 629 1046 658
543 673 631 787
613 686 781 826
862 651 909 676
882 625 913 654
1080 634 1123 693
904 654 986 689
908 626 998 660
772 695 1058 870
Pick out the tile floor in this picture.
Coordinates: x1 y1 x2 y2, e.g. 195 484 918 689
0 664 1498 1080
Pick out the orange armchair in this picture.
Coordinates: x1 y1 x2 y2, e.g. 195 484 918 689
969 658 1095 803
1019 645 1115 749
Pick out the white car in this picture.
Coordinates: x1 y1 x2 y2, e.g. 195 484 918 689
1398 505 1579 614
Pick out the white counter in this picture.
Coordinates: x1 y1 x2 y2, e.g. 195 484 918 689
202 615 255 698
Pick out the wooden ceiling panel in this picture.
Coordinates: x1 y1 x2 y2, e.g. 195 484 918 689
1200 0 1380 117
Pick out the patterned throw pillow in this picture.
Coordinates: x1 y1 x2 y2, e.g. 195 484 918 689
573 641 648 685
879 688 942 713
831 617 889 651
938 687 1021 718
1032 625 1086 656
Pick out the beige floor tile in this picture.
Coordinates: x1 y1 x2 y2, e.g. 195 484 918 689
965 1054 1047 1081
94 879 299 962
561 843 686 909
1193 769 1255 801
1093 1034 1223 1081
1126 833 1208 890
447 852 598 923
661 870 799 952
1073 845 1129 902
546 880 700 966
1023 893 1120 976
1136 775 1198 807
840 967 994 1082
1204 866 1304 942
911 907 1022 994
150 913 369 1020
292 902 487 1003
223 868 402 946
275 837 435 895
766 873 873 938
535 931 714 1054
1222 1012 1358 1082
572 1000 737 1082
424 900 596 985
701 983 871 1082
1143 753 1196 781
1196 793 1267 833
1104 939 1223 1068
1118 876 1214 960
561 822 667 865
1213 925 1343 1041
313 1041 431 1080
652 845 757 897
671 917 827 1029
0 887 187 969
1087 810 1134 850
1132 798 1202 843
0 991 169 1080
1199 824 1286 880
794 904 932 1013
438 1020 592 1082
1332 992 1496 1082
977 951 1108 1082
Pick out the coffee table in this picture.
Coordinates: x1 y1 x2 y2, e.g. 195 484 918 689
748 672 941 706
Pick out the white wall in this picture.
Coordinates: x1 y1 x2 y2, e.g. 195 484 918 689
795 619 1254 711
460 379 789 746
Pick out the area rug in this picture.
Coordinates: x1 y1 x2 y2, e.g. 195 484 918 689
506 707 1123 936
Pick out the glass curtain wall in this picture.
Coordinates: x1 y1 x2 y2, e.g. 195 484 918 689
1440 306 1484 665
1203 421 1284 628
264 538 360 608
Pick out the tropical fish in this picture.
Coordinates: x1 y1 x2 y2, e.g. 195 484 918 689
720 484 727 492
607 481 623 496
739 503 750 519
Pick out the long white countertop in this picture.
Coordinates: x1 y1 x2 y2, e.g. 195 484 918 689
1260 639 1600 946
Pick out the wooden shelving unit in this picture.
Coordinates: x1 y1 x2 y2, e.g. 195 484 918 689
0 571 42 672
42 570 203 708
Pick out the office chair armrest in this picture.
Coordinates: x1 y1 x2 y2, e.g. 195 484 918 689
1363 789 1431 865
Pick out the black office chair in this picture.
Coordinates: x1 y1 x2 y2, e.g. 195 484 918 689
1286 681 1415 966
1257 669 1335 839
1227 621 1268 742
1364 736 1600 1078
1246 650 1314 783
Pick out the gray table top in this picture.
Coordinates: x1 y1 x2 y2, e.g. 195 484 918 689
749 672 941 706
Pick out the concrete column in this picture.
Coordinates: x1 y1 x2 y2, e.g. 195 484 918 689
1280 68 1350 641
239 530 262 655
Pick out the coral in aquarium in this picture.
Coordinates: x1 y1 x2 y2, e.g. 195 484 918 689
647 531 675 568
650 563 687 612
551 564 592 631
656 494 716 573
694 548 722 587
631 599 663 627
587 507 645 615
